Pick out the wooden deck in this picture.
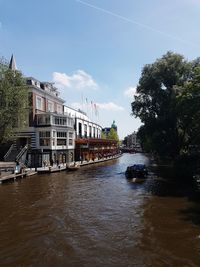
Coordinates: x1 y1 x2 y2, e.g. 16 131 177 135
37 165 67 174
0 170 37 184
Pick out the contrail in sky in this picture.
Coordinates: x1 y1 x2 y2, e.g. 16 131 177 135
76 0 199 48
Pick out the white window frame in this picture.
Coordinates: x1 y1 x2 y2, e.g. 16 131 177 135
36 96 42 110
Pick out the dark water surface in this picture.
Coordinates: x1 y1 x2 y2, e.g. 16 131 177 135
0 154 200 266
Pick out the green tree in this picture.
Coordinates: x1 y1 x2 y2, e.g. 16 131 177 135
101 132 107 139
0 58 28 145
131 51 190 159
107 128 119 142
176 66 200 155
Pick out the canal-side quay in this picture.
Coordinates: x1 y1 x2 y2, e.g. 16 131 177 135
0 154 121 184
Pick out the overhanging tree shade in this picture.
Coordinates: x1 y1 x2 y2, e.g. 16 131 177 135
131 51 200 160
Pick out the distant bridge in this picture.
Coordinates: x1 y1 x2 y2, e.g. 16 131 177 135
120 147 142 153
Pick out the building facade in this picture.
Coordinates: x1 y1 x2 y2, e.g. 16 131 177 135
126 131 141 151
64 106 102 139
14 77 76 167
4 55 119 166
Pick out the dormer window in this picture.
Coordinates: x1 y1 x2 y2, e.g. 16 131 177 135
27 79 32 85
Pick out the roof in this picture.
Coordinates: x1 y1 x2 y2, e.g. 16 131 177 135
9 54 17 71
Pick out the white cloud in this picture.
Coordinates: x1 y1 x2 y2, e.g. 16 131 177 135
52 70 98 90
97 102 124 111
124 86 137 99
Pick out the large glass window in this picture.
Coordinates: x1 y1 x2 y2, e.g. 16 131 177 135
36 115 50 125
56 131 67 146
57 139 66 145
39 131 50 146
53 116 68 126
57 132 67 138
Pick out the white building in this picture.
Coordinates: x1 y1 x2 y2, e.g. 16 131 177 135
64 106 102 139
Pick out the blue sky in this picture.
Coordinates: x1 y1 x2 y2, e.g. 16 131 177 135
1 0 200 139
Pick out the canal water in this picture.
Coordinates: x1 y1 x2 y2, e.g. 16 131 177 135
0 153 200 266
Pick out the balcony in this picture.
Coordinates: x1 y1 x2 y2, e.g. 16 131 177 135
35 113 74 128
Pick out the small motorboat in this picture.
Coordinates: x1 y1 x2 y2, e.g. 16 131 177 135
125 164 148 182
131 177 146 183
67 163 80 171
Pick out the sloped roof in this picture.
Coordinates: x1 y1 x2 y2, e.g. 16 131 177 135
9 54 17 71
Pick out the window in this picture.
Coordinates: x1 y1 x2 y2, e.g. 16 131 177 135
45 116 50 124
36 96 42 110
57 105 62 114
36 115 50 125
27 79 32 85
69 132 73 138
56 131 67 147
39 131 50 146
47 101 54 112
40 139 50 146
84 124 87 138
53 116 68 126
39 131 50 138
89 126 92 138
57 139 66 146
68 132 73 146
57 132 67 138
78 123 82 137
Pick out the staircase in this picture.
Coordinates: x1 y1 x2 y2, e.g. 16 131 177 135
4 144 28 163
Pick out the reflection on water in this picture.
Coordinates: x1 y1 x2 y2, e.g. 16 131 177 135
0 153 200 266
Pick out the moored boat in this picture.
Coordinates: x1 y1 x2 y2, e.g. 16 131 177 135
131 177 146 183
125 164 148 182
67 164 80 171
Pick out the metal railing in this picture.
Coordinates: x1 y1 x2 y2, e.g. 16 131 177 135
16 145 28 162
3 144 14 161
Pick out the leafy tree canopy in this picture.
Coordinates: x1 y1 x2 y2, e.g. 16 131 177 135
176 66 200 153
107 128 119 142
101 132 107 139
131 51 200 160
0 57 28 145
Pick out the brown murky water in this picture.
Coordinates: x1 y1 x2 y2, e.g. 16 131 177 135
0 154 200 266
